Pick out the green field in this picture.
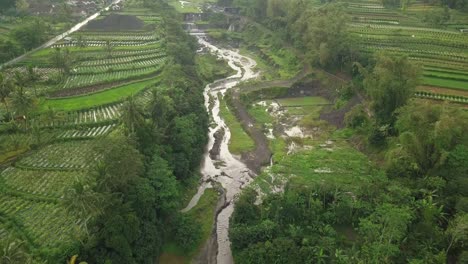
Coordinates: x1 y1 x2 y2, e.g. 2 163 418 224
423 76 468 90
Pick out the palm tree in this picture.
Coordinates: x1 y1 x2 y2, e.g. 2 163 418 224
11 85 35 122
121 95 144 134
26 66 39 97
41 106 65 127
0 73 14 121
104 40 113 58
0 237 30 264
63 178 104 235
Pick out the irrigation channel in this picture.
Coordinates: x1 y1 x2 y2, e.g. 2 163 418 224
181 21 259 264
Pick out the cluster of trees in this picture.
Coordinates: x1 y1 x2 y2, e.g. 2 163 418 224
227 0 358 71
230 52 468 263
0 18 50 64
424 0 468 11
0 69 39 124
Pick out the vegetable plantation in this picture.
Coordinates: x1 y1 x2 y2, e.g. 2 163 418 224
0 5 168 261
340 0 468 98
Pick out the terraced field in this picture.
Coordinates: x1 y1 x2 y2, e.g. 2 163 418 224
0 6 166 261
339 0 468 102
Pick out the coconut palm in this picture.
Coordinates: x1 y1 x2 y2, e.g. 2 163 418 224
63 178 104 235
26 66 40 97
0 237 30 264
0 73 14 121
121 95 144 134
11 85 35 121
104 40 113 58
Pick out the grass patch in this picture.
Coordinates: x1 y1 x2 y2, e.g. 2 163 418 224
422 76 468 91
41 78 159 111
196 53 235 82
255 141 385 193
247 103 274 125
219 95 255 155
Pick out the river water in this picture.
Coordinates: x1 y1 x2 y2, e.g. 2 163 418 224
181 34 259 263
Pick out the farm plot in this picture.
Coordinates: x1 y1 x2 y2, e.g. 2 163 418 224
351 31 468 91
58 124 116 139
39 104 122 127
0 194 83 248
16 141 101 170
52 39 161 48
0 167 86 198
73 31 159 41
74 56 166 74
78 51 166 66
63 66 161 90
43 78 158 111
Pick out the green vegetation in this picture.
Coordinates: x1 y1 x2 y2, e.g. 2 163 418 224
219 95 255 155
196 53 235 82
223 1 468 263
41 79 159 111
0 0 212 262
161 188 219 263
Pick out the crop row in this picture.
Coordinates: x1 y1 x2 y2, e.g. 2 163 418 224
79 52 165 66
0 194 82 247
410 57 468 72
352 17 400 25
51 40 161 48
16 141 101 170
360 45 468 63
75 57 166 74
352 32 468 50
40 104 122 127
74 33 158 41
415 91 468 103
75 46 164 62
58 124 116 139
63 67 159 89
350 28 468 45
0 167 86 198
349 23 466 38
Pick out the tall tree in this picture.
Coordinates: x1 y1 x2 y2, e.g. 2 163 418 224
0 73 14 120
10 85 35 123
364 53 420 125
392 101 468 175
121 95 144 135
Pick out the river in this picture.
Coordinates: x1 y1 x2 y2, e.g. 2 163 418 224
181 29 259 264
